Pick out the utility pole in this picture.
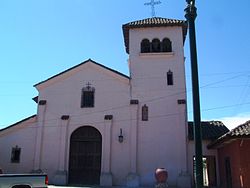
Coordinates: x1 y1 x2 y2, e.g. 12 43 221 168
184 0 204 187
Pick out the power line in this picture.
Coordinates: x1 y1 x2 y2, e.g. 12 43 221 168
202 101 250 112
200 74 246 89
1 72 249 96
0 70 249 84
231 76 250 115
1 100 250 129
1 72 249 127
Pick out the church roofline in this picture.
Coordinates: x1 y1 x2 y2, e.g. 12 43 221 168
34 59 130 87
122 17 188 54
0 115 37 132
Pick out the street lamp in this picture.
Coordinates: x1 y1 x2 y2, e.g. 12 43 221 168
184 1 204 188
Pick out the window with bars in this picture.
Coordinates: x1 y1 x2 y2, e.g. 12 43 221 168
167 70 174 85
142 104 148 121
11 146 21 163
81 86 95 108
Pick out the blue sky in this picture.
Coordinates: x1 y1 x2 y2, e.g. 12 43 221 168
1 0 250 130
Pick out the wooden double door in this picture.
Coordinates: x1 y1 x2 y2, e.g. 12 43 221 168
68 126 102 185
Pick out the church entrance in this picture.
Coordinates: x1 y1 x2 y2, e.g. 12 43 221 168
68 126 102 185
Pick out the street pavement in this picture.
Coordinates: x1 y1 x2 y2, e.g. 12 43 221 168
48 186 139 188
49 186 96 188
49 186 94 188
48 186 176 188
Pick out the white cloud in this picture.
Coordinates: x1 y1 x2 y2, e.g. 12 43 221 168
218 112 250 130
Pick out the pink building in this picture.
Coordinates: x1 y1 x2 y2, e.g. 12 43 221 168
0 17 190 187
0 16 244 188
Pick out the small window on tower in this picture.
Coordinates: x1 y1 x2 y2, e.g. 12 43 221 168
167 70 174 85
11 146 21 163
141 39 150 53
81 83 95 108
162 38 172 52
142 104 148 121
151 38 161 52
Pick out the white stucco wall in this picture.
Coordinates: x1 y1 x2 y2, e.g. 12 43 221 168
128 26 188 186
0 116 37 173
35 61 132 185
0 24 189 187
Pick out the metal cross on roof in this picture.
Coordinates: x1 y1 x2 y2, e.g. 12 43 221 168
144 0 162 17
86 82 92 89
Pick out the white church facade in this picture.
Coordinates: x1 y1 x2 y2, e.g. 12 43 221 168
0 17 226 187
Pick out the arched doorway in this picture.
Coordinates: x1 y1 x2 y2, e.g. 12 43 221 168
68 126 102 185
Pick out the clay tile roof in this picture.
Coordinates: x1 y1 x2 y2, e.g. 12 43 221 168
124 17 186 26
207 120 250 149
188 121 229 141
229 120 250 136
122 17 188 54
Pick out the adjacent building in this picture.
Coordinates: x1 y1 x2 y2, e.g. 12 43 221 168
208 120 250 188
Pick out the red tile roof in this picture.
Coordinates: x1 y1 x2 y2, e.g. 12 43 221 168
208 120 250 149
122 17 188 53
188 121 229 141
230 120 250 136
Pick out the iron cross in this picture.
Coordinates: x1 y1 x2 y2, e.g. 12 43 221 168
144 0 162 17
86 82 91 89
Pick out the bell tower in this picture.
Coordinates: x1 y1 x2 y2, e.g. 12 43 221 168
122 17 187 100
122 17 191 187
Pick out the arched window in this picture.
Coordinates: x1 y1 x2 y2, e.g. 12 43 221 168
81 83 95 108
151 38 161 52
167 70 174 85
162 38 172 52
142 104 148 121
141 39 150 53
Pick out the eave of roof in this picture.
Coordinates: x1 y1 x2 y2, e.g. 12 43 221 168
32 96 38 103
207 120 250 149
188 121 229 141
122 17 188 54
34 59 130 87
0 115 37 132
